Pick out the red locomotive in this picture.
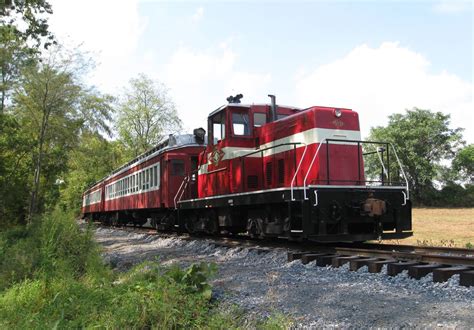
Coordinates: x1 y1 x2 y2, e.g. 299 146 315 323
82 95 412 242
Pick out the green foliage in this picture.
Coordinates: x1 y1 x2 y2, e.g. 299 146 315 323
1 0 55 49
58 133 124 213
422 183 474 207
0 26 38 113
367 108 464 205
0 211 250 329
117 73 182 157
0 113 33 224
0 264 235 329
167 262 218 300
452 144 474 184
4 47 114 220
0 208 105 290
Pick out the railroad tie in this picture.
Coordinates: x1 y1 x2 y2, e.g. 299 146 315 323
408 264 444 280
331 255 360 268
433 266 473 283
367 259 396 273
301 253 328 265
459 270 474 287
349 257 380 271
387 261 420 276
315 254 338 267
287 251 310 262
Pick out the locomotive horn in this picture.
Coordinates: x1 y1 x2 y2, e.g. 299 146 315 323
268 94 277 122
226 93 243 104
193 127 206 144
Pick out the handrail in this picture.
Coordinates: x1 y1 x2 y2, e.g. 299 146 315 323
239 142 305 158
389 143 410 200
174 175 189 209
375 147 389 180
290 143 308 201
302 138 410 201
238 142 306 200
177 179 189 206
302 139 327 200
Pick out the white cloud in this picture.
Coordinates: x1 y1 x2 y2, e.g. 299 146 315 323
294 42 473 142
164 45 271 132
48 0 146 92
192 7 204 22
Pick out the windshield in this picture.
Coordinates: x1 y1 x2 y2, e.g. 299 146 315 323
232 112 250 136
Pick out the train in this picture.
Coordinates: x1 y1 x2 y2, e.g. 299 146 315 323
82 95 412 242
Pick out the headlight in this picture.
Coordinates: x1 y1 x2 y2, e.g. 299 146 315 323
334 109 342 118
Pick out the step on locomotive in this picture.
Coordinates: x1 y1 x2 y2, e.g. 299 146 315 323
82 95 412 242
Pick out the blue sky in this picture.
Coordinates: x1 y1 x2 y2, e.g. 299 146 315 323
143 1 472 80
49 0 473 142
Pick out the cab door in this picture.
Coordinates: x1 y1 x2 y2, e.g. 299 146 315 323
205 110 229 196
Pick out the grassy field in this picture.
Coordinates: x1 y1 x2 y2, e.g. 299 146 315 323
385 208 474 248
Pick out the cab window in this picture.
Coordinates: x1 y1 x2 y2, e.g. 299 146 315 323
210 112 225 144
253 112 267 127
232 112 250 136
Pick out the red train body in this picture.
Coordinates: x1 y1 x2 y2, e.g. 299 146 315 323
196 104 363 198
82 96 412 242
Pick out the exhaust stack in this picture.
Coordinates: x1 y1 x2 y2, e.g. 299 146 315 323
268 94 277 122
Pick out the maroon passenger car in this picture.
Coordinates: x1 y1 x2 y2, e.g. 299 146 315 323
81 134 205 227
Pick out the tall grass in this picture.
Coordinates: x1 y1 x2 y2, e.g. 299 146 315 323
0 209 290 329
0 209 106 291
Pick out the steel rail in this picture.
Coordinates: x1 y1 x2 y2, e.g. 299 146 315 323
93 222 474 267
309 247 474 266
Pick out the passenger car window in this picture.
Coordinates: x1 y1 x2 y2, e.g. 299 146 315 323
232 112 250 136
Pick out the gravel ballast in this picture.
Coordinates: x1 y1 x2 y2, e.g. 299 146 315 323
95 227 474 328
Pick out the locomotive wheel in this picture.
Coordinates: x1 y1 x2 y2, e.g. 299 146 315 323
185 213 197 234
247 218 263 239
205 218 219 235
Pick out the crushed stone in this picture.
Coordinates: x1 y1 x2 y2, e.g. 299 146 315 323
94 226 474 328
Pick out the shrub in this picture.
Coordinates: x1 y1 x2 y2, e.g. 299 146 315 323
0 262 236 329
0 210 290 328
0 208 107 291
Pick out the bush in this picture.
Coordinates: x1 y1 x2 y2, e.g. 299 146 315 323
0 210 290 328
420 183 474 207
0 262 237 329
0 208 106 291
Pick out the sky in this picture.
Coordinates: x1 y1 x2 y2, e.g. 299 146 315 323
48 0 473 143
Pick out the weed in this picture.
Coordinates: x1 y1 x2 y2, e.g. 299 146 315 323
0 210 284 328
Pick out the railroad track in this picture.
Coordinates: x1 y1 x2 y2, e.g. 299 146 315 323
95 223 474 287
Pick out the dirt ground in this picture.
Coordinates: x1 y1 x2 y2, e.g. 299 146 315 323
384 208 474 247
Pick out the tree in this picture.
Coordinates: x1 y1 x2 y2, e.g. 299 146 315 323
1 0 55 48
1 0 55 113
11 47 113 221
58 133 124 213
117 74 182 157
452 144 474 184
0 27 37 113
0 113 33 224
367 108 464 204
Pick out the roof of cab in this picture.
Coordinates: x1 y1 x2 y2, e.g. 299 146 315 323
207 103 302 118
